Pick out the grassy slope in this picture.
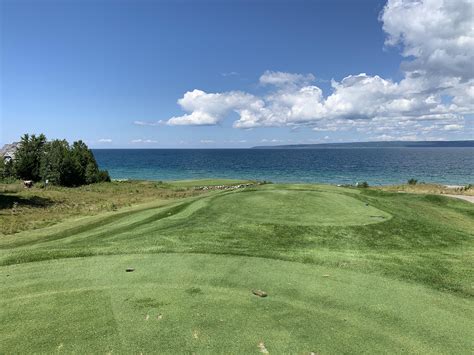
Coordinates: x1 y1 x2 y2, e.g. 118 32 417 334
0 182 473 353
0 180 252 235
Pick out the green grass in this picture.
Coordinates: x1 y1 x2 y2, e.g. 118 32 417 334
0 182 473 353
206 188 391 226
0 179 249 235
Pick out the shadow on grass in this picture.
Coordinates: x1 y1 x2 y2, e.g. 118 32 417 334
0 194 54 210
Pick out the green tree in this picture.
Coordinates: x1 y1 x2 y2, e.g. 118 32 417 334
71 140 97 183
84 162 99 184
40 140 71 185
12 133 109 186
0 157 4 180
39 138 110 186
3 159 15 179
14 134 47 181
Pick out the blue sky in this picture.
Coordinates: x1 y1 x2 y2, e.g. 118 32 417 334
1 0 472 148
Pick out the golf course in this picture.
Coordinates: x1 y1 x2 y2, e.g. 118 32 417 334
1 181 473 353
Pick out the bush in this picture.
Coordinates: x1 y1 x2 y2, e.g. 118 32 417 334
8 133 110 187
357 181 369 188
0 156 15 181
97 170 111 183
408 178 418 185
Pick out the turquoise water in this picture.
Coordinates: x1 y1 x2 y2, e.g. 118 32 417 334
93 148 474 185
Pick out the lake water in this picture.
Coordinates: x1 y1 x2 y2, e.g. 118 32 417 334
93 148 474 185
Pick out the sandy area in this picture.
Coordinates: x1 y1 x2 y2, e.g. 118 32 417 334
445 195 474 203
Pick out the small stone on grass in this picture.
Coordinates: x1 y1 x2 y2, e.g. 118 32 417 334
252 289 268 297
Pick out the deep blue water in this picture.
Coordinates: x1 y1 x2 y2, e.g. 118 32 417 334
92 148 474 185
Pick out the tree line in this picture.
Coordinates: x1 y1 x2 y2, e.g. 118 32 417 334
0 134 110 186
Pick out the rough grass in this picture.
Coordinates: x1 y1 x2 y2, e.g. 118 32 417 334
0 182 473 353
375 183 474 196
0 180 247 235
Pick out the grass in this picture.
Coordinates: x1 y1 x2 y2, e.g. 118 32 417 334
375 182 474 196
0 181 473 353
0 180 250 235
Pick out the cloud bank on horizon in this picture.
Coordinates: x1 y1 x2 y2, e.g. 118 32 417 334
136 0 473 140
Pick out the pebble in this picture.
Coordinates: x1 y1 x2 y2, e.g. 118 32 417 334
252 289 268 297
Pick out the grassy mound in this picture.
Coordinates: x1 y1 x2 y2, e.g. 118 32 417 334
208 189 391 226
0 182 473 353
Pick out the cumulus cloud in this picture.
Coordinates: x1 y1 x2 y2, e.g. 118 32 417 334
98 138 112 143
156 0 473 138
200 139 215 144
381 0 473 82
164 90 263 126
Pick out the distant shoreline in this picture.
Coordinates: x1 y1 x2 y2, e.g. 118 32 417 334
251 140 474 149
83 140 474 150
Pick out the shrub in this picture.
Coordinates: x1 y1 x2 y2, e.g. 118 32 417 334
8 133 110 187
0 156 16 181
408 178 418 185
97 170 111 183
357 181 369 188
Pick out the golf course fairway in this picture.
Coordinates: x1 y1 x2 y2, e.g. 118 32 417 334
1 183 473 353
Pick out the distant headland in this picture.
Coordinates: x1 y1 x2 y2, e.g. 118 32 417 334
251 140 474 149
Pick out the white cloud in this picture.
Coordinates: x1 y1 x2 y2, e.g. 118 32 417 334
131 139 158 143
155 0 473 138
222 71 239 77
200 139 215 144
261 138 284 143
443 124 463 131
381 0 473 82
259 70 315 87
98 138 112 143
165 90 262 126
133 120 161 126
225 139 247 143
375 134 396 141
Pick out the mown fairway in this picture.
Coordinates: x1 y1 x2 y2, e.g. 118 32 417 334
1 182 473 353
